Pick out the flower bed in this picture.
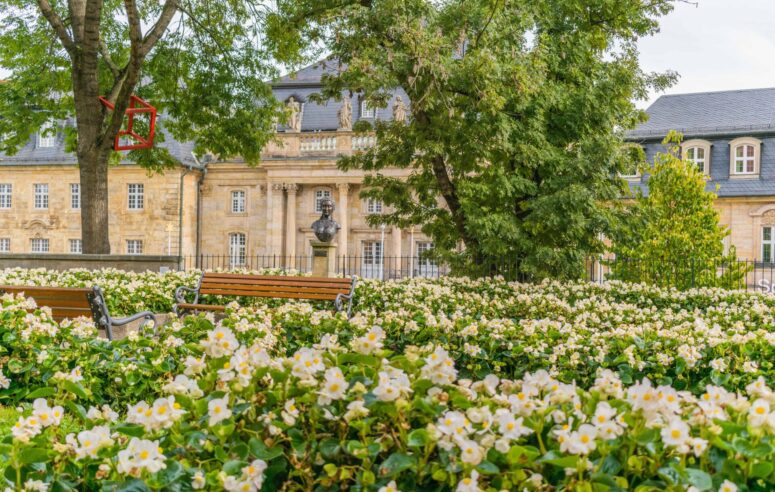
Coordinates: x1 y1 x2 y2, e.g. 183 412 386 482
0 274 773 490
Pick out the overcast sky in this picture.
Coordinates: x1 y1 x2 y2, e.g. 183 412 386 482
637 0 775 108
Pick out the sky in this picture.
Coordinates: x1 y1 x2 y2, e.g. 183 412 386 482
637 0 775 108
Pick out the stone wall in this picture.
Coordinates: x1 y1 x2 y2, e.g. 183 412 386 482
0 254 181 272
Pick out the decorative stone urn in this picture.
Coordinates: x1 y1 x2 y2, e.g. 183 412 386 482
310 198 340 277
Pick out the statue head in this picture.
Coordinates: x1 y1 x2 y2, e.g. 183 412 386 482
320 198 335 218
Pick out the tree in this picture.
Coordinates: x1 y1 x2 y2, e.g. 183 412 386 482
0 0 280 253
608 132 749 289
268 0 676 279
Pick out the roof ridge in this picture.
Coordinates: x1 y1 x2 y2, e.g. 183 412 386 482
656 86 775 99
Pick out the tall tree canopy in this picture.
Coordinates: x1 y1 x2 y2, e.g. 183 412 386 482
270 0 677 278
0 0 280 253
608 133 748 289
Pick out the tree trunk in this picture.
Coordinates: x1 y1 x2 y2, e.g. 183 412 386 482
78 150 112 254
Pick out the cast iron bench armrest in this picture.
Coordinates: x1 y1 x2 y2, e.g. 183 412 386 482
175 286 200 304
334 276 357 318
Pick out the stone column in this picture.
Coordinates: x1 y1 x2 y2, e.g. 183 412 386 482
266 183 284 260
391 226 402 277
285 184 298 266
337 183 350 258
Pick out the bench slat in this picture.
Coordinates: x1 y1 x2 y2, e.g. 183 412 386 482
199 289 340 300
202 273 352 284
0 285 93 302
200 279 352 290
22 298 93 309
177 303 227 312
49 308 93 320
200 283 350 295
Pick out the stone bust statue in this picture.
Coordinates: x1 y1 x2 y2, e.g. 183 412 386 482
311 198 340 243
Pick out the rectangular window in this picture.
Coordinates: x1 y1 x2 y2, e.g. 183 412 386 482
735 145 756 174
361 101 375 118
126 240 143 255
231 190 246 213
69 239 82 254
315 189 332 213
416 241 437 277
30 238 49 253
362 240 383 279
0 238 9 252
128 183 144 210
366 198 383 214
0 184 11 209
763 227 775 263
229 233 247 268
37 121 56 148
70 183 80 209
33 184 49 209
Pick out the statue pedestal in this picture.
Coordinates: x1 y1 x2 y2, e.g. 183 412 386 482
310 240 337 277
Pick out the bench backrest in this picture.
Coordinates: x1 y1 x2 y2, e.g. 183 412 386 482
0 285 95 321
199 273 353 301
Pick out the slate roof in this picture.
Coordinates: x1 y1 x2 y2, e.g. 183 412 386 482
628 87 775 140
629 178 775 198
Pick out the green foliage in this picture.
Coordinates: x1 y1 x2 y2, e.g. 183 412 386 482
0 0 281 166
609 131 750 289
269 0 677 279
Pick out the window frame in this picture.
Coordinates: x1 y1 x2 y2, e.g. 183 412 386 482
729 137 762 177
37 121 56 148
314 188 333 213
69 239 82 254
681 139 712 175
0 184 11 209
70 183 81 209
231 190 247 214
763 226 775 263
361 101 375 119
30 238 49 253
0 238 9 253
365 197 383 214
127 183 145 210
33 183 49 210
126 239 144 255
228 232 247 268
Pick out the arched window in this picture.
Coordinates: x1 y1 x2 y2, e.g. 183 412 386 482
682 139 711 175
729 137 761 176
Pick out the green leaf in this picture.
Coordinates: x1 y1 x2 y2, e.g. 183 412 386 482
319 438 340 459
19 447 50 464
476 461 500 475
249 438 284 461
407 429 430 448
114 423 146 438
685 469 712 491
538 452 578 469
751 461 773 479
378 452 416 478
62 380 89 400
25 387 56 399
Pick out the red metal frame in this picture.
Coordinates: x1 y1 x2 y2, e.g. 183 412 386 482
98 95 157 151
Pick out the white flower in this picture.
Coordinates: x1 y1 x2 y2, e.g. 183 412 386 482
208 396 232 427
32 399 63 427
379 480 400 492
456 470 480 492
421 346 458 385
748 399 770 428
742 360 759 373
290 348 326 380
344 400 370 422
282 399 300 425
437 411 472 438
202 327 240 358
560 423 597 455
74 425 114 459
23 480 48 492
352 326 385 355
163 374 204 398
661 418 691 452
719 480 738 492
0 369 10 389
373 369 412 402
184 356 207 376
116 438 166 474
495 409 533 441
242 459 268 488
318 367 348 405
710 358 727 372
192 470 206 489
456 437 484 465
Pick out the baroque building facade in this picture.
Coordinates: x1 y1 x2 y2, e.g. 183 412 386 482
0 61 435 276
627 87 775 262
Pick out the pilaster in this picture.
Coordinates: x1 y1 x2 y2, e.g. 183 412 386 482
285 183 299 264
337 183 350 258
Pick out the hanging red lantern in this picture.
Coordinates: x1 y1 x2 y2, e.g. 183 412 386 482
98 95 157 151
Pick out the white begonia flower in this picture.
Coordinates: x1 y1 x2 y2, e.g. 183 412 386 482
378 480 400 492
74 425 114 459
661 418 692 452
0 369 10 389
456 437 484 465
494 409 533 441
290 348 325 380
344 400 370 422
748 399 771 428
183 356 207 376
282 399 300 425
242 459 268 489
318 367 348 405
32 399 63 427
208 396 232 427
710 358 727 372
351 325 385 355
192 470 206 489
719 480 738 492
746 376 771 398
116 438 166 475
742 360 759 373
202 326 240 358
23 480 48 492
437 411 472 438
560 423 597 455
421 346 458 385
163 374 204 398
456 470 481 492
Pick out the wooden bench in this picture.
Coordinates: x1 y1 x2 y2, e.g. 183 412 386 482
0 285 157 341
173 273 357 317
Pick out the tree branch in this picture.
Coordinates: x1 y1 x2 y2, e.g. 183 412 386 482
68 0 86 43
140 0 179 57
124 0 143 53
37 0 76 54
99 39 120 77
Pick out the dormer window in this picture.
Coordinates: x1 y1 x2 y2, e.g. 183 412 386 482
361 101 375 119
681 139 711 175
729 137 761 177
37 121 56 148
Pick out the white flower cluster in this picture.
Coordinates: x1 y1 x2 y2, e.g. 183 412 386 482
11 399 64 443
